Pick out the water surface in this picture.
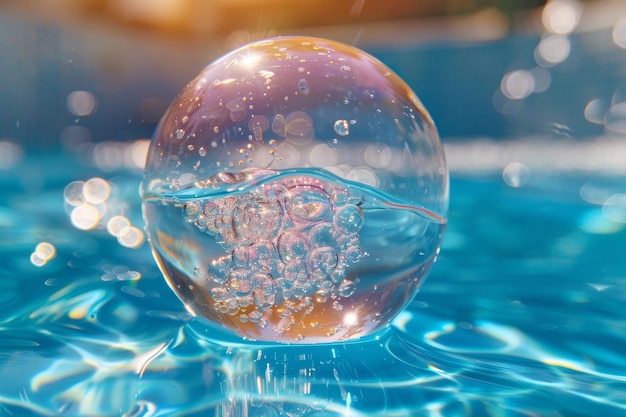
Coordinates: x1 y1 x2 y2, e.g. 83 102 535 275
1 154 625 416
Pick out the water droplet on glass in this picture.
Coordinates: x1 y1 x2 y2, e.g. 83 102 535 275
333 120 350 136
271 114 287 137
297 79 310 94
338 280 356 297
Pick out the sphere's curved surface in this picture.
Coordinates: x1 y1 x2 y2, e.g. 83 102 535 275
142 36 448 343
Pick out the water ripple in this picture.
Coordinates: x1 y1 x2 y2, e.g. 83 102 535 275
2 156 626 415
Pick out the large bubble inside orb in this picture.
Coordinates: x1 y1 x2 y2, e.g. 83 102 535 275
142 36 448 344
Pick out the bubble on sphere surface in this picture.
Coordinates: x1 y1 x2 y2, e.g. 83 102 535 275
142 36 448 344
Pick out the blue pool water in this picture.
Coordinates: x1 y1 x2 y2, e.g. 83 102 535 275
2 152 626 416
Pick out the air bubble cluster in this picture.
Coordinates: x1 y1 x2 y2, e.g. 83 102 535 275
183 175 364 333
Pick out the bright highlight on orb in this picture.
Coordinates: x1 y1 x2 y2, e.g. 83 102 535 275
141 36 448 344
240 52 262 70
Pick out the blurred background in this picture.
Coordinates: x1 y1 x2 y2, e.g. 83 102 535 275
2 0 626 172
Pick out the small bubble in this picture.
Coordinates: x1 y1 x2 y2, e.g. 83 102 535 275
248 115 270 142
345 246 365 263
338 280 356 297
314 289 329 303
248 310 262 322
278 232 308 263
184 201 202 222
334 204 364 232
213 126 219 134
287 187 333 222
187 144 195 151
176 129 185 139
271 114 287 137
297 79 310 94
332 189 349 205
182 115 189 123
307 246 338 276
209 257 230 284
199 147 207 157
340 65 351 72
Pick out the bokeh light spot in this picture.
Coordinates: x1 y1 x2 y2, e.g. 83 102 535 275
118 226 145 249
64 181 86 206
501 70 535 100
542 0 581 35
584 99 606 125
66 90 97 117
502 162 530 188
30 242 56 267
535 34 571 66
613 19 626 49
603 194 626 223
71 203 101 230
0 141 23 170
83 178 111 204
107 215 131 237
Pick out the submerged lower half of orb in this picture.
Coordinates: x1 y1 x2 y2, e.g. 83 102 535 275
143 169 445 343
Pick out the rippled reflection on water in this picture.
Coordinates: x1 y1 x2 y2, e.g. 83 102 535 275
1 155 626 416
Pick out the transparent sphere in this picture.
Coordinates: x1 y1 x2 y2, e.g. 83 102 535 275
142 36 448 344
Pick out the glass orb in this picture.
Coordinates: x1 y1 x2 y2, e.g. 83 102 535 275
142 36 448 344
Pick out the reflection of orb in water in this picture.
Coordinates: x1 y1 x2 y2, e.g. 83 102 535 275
142 36 448 344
